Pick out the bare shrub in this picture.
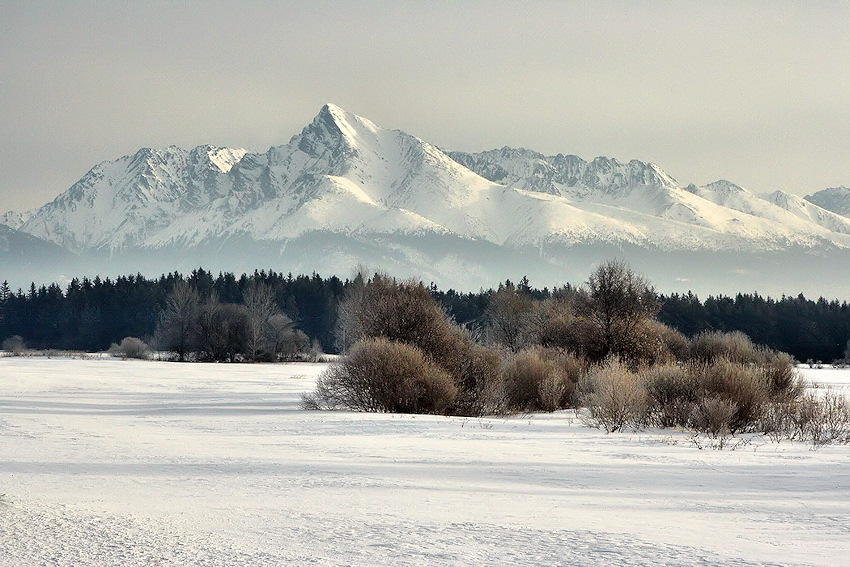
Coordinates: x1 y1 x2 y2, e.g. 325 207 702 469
697 359 770 432
579 358 647 432
533 298 580 350
485 283 535 352
617 319 673 367
108 336 151 360
798 392 850 446
756 350 803 401
500 347 576 413
543 347 586 406
303 337 457 414
2 335 25 355
689 396 737 437
758 401 802 442
336 274 453 358
650 321 690 363
542 313 601 361
689 331 757 365
641 363 701 428
333 273 504 416
448 343 504 417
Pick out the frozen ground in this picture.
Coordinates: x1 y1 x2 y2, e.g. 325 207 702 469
1 357 848 566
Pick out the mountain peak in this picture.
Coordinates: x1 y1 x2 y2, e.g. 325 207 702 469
703 180 748 193
316 103 380 139
805 186 850 217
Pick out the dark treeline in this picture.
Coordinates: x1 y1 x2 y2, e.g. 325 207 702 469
658 292 850 364
1 271 849 362
0 269 345 353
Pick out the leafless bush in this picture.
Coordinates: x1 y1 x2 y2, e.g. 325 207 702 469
798 392 850 446
756 350 803 401
689 396 737 437
616 319 676 367
448 343 504 417
108 336 151 360
485 283 535 352
303 338 457 415
641 363 701 428
697 358 770 432
579 358 647 432
532 298 581 350
501 347 579 413
2 335 25 355
336 274 453 357
332 273 507 416
650 321 690 363
689 330 757 365
758 401 802 442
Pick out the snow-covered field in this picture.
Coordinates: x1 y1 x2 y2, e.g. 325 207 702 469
1 357 848 566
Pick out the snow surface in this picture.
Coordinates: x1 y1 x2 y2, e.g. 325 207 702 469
1 357 849 566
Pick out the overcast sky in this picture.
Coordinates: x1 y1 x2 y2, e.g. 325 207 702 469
2 1 849 212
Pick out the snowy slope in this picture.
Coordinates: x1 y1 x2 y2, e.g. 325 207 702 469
451 149 850 249
763 189 850 234
18 145 247 252
448 147 679 199
0 211 28 230
684 180 850 236
805 186 850 217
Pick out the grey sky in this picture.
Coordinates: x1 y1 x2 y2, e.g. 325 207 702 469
2 1 849 212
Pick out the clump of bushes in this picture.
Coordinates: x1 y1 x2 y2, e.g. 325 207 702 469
578 359 647 433
2 335 26 356
305 264 850 447
108 336 151 360
154 280 311 362
303 337 456 414
502 347 582 413
310 274 504 416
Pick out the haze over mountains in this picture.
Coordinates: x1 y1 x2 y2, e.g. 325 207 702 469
2 104 849 296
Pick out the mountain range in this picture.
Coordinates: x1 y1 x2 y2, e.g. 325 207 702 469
2 104 849 297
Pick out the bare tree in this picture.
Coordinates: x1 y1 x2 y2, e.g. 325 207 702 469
266 312 309 360
579 260 659 362
335 272 452 357
197 293 248 362
485 282 535 352
243 282 277 362
334 270 367 354
154 280 199 361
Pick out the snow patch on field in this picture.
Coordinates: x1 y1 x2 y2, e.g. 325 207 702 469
1 358 848 565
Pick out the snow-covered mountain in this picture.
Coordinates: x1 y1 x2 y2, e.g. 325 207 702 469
805 187 850 217
3 104 850 296
450 149 850 248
